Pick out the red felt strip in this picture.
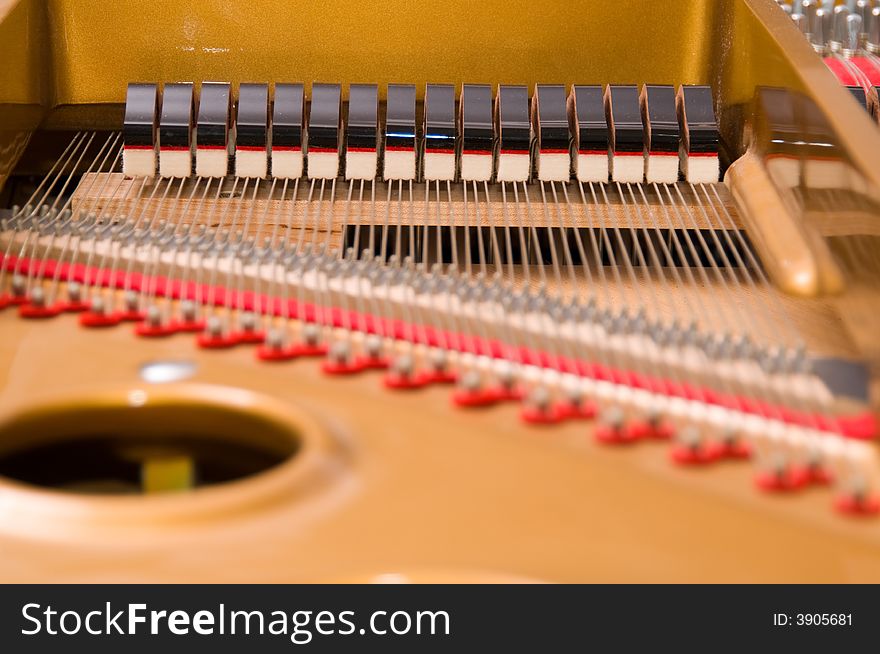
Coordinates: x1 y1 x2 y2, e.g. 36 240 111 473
1 253 872 440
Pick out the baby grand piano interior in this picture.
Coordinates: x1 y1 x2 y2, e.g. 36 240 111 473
1 0 880 583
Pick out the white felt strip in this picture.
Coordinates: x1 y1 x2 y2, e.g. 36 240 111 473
158 150 191 178
345 150 378 181
423 151 456 181
460 153 492 181
537 151 570 182
122 149 156 178
610 154 643 184
682 154 719 184
195 149 228 178
496 152 530 182
645 154 679 184
235 150 268 179
384 149 416 181
308 151 339 180
270 150 303 180
575 153 609 183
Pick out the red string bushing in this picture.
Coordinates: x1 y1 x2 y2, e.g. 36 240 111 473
645 421 675 440
229 330 266 345
256 344 300 362
624 420 654 441
807 465 834 486
754 466 811 492
321 357 368 375
719 440 752 460
669 441 725 465
421 370 458 385
79 311 122 328
134 322 177 338
290 343 329 358
595 424 642 445
0 294 27 309
520 403 568 425
59 301 90 313
384 371 432 390
835 413 876 441
493 386 524 403
452 388 502 408
557 400 598 421
834 494 880 517
18 303 62 319
115 310 146 322
196 333 239 349
171 320 206 334
360 355 390 371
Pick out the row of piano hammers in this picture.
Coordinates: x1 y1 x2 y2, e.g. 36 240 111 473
122 82 720 186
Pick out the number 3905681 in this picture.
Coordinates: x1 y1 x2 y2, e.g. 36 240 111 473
796 614 852 626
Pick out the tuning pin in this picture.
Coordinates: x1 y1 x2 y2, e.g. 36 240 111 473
809 3 825 34
869 6 880 53
855 0 871 39
781 2 794 16
829 5 851 52
792 12 807 32
843 13 863 55
801 0 818 28
822 4 834 43
812 7 828 52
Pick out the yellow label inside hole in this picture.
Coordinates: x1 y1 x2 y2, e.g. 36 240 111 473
141 456 195 494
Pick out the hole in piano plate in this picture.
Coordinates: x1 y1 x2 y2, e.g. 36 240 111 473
0 391 303 495
342 224 755 268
